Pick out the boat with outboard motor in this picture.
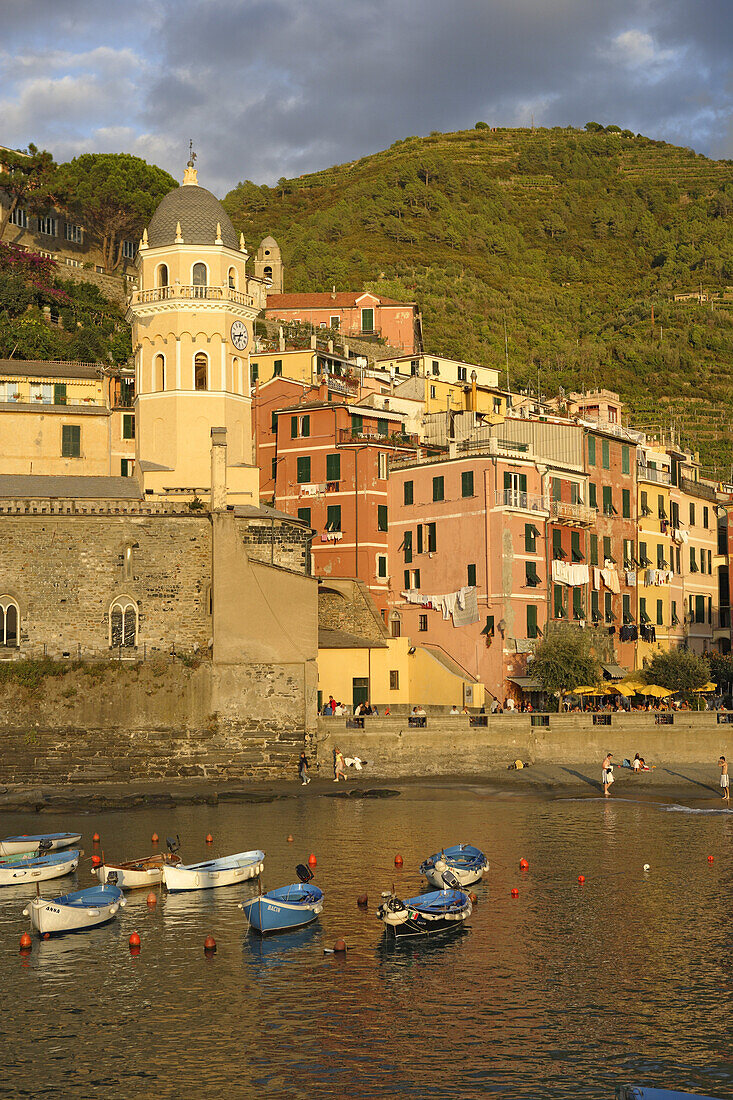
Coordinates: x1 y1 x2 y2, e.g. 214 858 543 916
376 870 472 938
419 843 489 889
240 863 323 934
0 849 80 886
23 884 125 936
94 852 181 889
0 832 82 857
162 849 265 892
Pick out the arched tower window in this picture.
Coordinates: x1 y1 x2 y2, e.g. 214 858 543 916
194 352 208 391
156 264 169 289
109 596 138 649
154 353 165 391
0 597 19 647
228 267 236 289
192 263 207 298
263 266 273 281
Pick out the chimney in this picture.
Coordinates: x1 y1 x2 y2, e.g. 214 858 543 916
328 339 334 353
210 427 227 511
331 285 336 299
278 326 285 352
310 334 317 350
343 343 349 358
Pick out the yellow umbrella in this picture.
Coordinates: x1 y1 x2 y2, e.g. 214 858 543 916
644 684 676 699
571 686 596 695
622 680 646 692
693 682 718 693
614 684 636 697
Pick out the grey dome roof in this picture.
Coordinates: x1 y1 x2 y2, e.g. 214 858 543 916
147 184 239 250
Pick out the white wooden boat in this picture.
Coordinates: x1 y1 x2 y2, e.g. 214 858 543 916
163 850 265 892
0 849 80 886
0 832 82 857
93 852 181 890
419 844 489 889
23 884 125 936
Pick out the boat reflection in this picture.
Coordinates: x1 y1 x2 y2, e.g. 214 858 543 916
375 926 471 972
162 883 259 924
243 923 322 966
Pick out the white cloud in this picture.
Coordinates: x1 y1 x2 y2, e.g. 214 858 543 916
606 29 677 69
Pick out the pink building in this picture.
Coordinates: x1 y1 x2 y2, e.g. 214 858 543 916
264 291 422 354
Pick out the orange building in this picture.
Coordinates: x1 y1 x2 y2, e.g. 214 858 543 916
264 291 422 354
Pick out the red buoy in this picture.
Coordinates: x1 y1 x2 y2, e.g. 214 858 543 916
92 833 100 844
469 892 478 904
357 894 368 907
129 932 141 949
204 936 216 953
519 858 529 870
43 932 50 940
146 892 157 906
205 834 213 844
510 888 519 898
287 835 294 843
394 854 403 867
308 853 317 866
91 854 102 867
19 932 32 951
578 875 586 884
333 939 347 953
708 855 714 863
151 833 159 844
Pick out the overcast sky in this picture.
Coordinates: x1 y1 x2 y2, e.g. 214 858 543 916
2 0 732 196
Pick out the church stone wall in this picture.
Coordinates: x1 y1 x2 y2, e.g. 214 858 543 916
237 517 311 574
0 513 212 659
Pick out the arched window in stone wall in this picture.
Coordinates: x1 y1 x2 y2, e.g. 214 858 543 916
389 611 401 638
194 352 208 391
0 597 19 647
192 262 208 297
228 267 236 289
109 596 138 649
156 263 169 289
263 265 273 282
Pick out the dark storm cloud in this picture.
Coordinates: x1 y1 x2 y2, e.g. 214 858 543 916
1 1 731 193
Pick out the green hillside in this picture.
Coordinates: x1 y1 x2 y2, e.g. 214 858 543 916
224 125 733 475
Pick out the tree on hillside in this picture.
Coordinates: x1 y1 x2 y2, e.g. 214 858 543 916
0 145 59 242
643 649 710 696
57 154 176 271
530 622 602 700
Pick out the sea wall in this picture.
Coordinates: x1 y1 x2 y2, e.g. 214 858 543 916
315 713 733 777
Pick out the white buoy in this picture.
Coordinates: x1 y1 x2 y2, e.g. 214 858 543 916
643 864 650 872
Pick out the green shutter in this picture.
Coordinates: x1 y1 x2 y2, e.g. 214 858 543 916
591 591 599 620
296 456 311 483
554 585 564 617
602 438 610 469
527 604 537 639
467 563 477 586
291 416 298 439
378 505 388 532
572 586 583 619
553 528 562 558
622 488 630 518
404 480 413 505
589 483 597 509
590 533 598 565
54 383 67 406
622 445 630 475
588 436 596 465
427 523 437 552
326 453 340 481
403 531 412 563
461 470 474 497
525 523 536 553
433 476 444 501
297 507 311 526
326 505 341 531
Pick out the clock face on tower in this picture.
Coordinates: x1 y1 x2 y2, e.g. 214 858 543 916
230 321 249 351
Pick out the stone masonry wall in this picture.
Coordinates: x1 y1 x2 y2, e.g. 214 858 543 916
0 513 212 659
238 517 311 574
318 578 388 642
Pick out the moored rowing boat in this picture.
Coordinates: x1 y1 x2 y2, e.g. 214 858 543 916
23 884 125 936
0 849 80 886
163 850 265 892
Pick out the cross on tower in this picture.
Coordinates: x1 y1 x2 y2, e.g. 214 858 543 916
188 139 197 168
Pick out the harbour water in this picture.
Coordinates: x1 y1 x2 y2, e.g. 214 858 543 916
1 783 732 1099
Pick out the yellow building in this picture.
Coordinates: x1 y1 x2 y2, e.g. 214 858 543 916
636 446 677 666
0 360 135 477
127 158 260 504
318 631 483 711
248 346 356 389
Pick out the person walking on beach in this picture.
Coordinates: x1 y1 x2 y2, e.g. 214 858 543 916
333 747 347 782
602 752 614 797
719 756 729 802
299 751 310 785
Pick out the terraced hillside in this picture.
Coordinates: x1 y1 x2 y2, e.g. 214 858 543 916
224 126 733 473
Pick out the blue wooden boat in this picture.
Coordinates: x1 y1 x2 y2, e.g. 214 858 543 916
616 1089 723 1099
419 843 489 889
0 832 81 857
23 884 125 936
0 849 80 886
241 882 324 934
377 880 472 939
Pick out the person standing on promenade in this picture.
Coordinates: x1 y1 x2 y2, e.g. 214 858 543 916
299 751 310 785
719 756 729 803
602 752 614 797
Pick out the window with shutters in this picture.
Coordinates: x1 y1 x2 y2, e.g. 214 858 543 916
461 470 474 498
378 505 388 532
590 533 598 566
571 531 583 562
588 436 596 465
527 604 538 639
403 531 412 563
361 307 374 334
416 525 423 554
404 480 413 505
326 505 341 532
641 490 650 516
554 584 565 618
351 414 363 433
273 360 283 377
377 555 387 579
419 614 428 631
603 536 612 562
602 439 610 469
640 597 649 624
378 453 388 480
426 523 437 552
297 507 311 526
326 453 340 481
467 563 477 587
61 424 80 457
296 456 311 483
54 383 67 406
602 485 613 515
690 546 697 572
433 476 444 501
623 593 632 623
657 599 663 626
703 506 709 529
689 502 696 526
551 477 562 502
591 590 600 622
553 528 564 559
622 488 631 518
526 561 540 587
605 591 613 623
525 523 537 553
622 445 630 475
573 587 583 620
122 414 135 440
695 594 705 623
589 482 597 509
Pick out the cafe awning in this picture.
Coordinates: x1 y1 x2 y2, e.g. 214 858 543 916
508 676 543 691
602 662 627 680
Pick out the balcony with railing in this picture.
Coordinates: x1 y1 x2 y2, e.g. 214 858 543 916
337 428 419 447
638 463 671 485
131 285 254 307
549 499 596 526
494 489 549 514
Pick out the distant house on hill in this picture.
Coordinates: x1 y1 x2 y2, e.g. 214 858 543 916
264 290 423 355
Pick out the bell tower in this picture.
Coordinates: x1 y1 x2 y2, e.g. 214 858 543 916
126 154 259 504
